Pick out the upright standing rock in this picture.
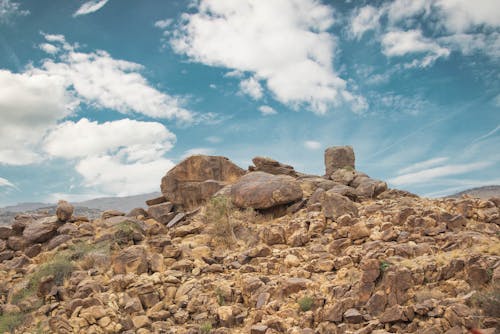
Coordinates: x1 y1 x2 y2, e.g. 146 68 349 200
324 146 355 176
56 200 74 222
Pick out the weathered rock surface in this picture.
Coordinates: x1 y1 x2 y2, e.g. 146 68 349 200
231 172 303 209
249 156 297 177
22 216 60 243
56 200 74 222
325 146 355 175
161 155 245 209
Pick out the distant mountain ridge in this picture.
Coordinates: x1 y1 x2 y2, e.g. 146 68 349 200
0 192 160 214
448 185 500 199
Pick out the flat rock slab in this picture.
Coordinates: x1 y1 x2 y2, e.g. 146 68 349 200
231 172 303 209
23 216 60 243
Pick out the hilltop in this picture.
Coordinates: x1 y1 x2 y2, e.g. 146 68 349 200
0 146 498 334
449 186 500 200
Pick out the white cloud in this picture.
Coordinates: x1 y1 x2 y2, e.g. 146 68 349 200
42 118 176 196
397 157 449 174
43 118 176 162
0 177 16 189
381 29 450 67
37 35 193 122
73 0 109 17
154 18 173 29
348 5 381 40
239 76 263 100
209 83 216 89
470 124 500 144
0 69 74 165
39 43 59 55
170 0 364 114
389 161 492 186
259 105 277 116
439 32 500 58
385 0 432 24
304 140 321 150
0 0 29 24
434 0 500 33
76 155 174 196
181 147 215 159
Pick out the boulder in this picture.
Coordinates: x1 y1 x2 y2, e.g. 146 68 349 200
249 156 297 177
23 216 60 243
321 191 358 220
161 155 245 209
325 146 355 176
355 177 388 199
113 245 148 275
147 202 174 224
56 200 73 222
231 172 303 209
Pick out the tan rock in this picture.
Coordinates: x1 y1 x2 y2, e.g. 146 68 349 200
132 315 151 329
250 156 297 176
231 172 303 209
113 245 148 275
56 200 74 222
321 192 358 220
161 155 245 209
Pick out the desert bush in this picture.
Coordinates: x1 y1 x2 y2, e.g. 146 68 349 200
215 287 226 306
380 260 390 272
297 296 314 312
200 321 212 333
204 196 238 246
0 312 25 333
471 282 500 317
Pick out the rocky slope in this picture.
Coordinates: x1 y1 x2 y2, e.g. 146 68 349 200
0 147 498 334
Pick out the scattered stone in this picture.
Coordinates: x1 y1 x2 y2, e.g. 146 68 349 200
250 156 297 177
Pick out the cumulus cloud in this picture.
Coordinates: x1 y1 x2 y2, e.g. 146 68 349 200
36 35 193 122
0 0 29 24
73 0 109 17
76 155 174 196
0 69 75 165
381 29 450 67
239 76 263 100
0 34 194 167
43 118 176 161
170 0 365 114
348 5 381 39
154 18 173 29
259 105 277 116
43 118 176 195
39 43 59 55
304 141 321 150
349 0 500 67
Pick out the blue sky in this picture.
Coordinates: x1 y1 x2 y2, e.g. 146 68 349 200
0 0 499 206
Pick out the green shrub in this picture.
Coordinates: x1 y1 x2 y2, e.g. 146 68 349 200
298 296 314 312
380 260 390 272
0 312 25 333
200 321 213 333
215 287 225 306
205 196 237 246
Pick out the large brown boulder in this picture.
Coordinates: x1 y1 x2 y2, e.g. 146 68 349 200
324 146 355 176
320 191 358 220
249 156 297 177
161 155 245 209
113 245 148 275
231 172 303 209
23 216 60 243
56 200 74 222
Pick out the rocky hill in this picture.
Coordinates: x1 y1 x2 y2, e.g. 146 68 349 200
450 186 500 200
0 146 498 334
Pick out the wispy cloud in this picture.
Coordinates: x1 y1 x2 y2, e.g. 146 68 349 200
73 0 109 17
259 105 277 116
0 0 29 24
471 124 500 144
0 177 17 189
181 147 215 160
389 162 493 186
397 157 449 175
